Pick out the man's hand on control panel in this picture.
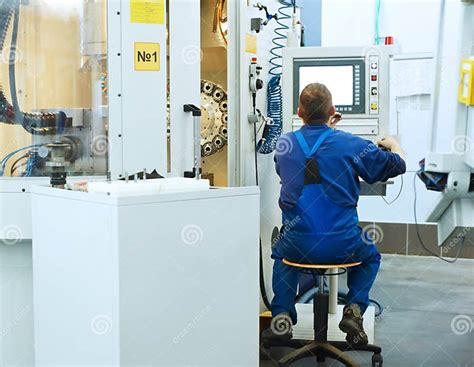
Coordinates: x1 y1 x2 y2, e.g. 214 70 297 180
328 112 342 128
377 136 406 161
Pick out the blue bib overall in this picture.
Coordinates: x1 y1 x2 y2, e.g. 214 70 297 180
271 128 381 323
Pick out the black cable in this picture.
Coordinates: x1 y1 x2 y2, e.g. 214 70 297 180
259 239 272 310
413 174 465 263
252 92 259 186
253 121 259 186
9 3 23 122
9 154 28 175
380 174 404 205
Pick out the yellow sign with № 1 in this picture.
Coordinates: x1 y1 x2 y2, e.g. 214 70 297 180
458 58 474 106
134 43 160 71
130 0 164 25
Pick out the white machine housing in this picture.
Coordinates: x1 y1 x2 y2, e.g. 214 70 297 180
423 1 473 247
283 46 396 139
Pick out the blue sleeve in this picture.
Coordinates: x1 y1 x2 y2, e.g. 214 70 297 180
274 153 280 177
354 140 406 184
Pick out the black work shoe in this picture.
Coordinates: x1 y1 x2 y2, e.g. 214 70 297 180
338 304 369 345
261 313 293 341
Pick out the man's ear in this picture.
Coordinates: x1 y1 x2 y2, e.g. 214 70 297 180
328 105 336 116
297 106 304 119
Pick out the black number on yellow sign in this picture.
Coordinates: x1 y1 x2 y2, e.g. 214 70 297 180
134 43 160 71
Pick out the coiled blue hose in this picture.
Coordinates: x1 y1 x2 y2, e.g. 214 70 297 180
269 0 293 76
257 0 293 154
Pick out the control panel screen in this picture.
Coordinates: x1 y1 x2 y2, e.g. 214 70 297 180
293 58 366 114
299 66 354 106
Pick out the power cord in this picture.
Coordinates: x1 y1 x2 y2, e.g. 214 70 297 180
413 173 465 263
379 175 404 205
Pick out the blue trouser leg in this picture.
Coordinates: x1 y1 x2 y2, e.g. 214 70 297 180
270 257 299 324
346 244 381 314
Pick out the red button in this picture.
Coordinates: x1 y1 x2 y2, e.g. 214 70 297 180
371 75 377 81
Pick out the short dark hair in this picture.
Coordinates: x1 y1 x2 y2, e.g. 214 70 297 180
299 83 333 125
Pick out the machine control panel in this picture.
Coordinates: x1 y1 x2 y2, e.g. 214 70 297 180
283 45 396 140
369 55 379 114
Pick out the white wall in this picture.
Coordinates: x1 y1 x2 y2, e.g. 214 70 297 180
321 0 470 223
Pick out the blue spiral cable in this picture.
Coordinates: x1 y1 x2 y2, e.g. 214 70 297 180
257 75 283 154
258 0 293 154
269 0 293 76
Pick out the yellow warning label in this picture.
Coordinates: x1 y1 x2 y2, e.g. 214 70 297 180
134 43 160 71
245 34 257 54
130 0 164 25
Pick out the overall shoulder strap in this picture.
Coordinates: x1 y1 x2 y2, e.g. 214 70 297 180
308 128 334 157
296 128 335 185
294 130 311 157
294 128 334 158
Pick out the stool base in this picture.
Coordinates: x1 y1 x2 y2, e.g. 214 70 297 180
261 338 383 367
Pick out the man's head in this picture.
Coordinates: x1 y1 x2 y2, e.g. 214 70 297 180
297 83 336 125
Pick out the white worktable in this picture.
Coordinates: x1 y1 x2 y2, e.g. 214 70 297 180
31 185 260 366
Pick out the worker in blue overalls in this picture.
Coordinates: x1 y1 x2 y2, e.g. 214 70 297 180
265 83 406 344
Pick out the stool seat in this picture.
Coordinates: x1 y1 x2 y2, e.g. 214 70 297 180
282 258 362 270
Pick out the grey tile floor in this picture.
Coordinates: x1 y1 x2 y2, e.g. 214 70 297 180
261 254 474 367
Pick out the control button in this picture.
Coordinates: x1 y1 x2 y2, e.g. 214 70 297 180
371 87 378 96
371 75 378 81
370 62 378 70
370 103 378 110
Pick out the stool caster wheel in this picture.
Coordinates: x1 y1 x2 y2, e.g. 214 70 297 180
372 353 383 367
